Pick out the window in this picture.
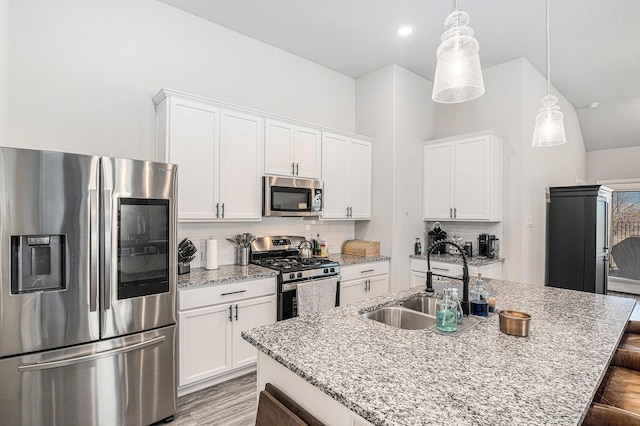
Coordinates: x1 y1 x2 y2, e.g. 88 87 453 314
610 190 640 282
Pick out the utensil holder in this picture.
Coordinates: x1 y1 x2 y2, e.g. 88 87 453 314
237 247 250 266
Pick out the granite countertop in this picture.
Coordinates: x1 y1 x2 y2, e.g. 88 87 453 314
327 253 390 266
177 265 277 289
243 278 635 425
411 253 504 267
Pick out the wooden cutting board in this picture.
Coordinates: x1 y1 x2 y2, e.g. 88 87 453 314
342 240 380 257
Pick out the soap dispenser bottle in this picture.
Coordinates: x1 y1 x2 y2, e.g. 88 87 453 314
436 288 457 332
470 274 489 317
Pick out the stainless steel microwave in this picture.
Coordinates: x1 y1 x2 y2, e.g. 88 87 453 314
263 176 323 217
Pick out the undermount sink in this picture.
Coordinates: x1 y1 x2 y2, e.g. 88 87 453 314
400 296 438 315
362 295 486 335
361 306 436 330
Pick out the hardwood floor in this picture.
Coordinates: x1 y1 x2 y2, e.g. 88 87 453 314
171 372 257 426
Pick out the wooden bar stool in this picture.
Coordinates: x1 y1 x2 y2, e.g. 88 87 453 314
255 383 325 426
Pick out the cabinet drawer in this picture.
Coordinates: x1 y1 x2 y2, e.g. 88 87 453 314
410 258 464 277
340 261 389 281
179 277 276 311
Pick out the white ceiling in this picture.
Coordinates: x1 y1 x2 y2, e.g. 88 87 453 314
158 0 640 152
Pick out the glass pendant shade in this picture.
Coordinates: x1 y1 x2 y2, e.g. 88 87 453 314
432 10 485 103
532 0 567 147
532 94 566 147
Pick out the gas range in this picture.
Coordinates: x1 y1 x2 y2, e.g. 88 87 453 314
252 256 339 283
250 236 339 283
250 236 341 321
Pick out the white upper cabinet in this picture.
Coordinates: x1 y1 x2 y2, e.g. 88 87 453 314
322 132 372 220
265 119 321 179
155 95 220 221
154 89 263 222
423 130 502 222
219 109 264 220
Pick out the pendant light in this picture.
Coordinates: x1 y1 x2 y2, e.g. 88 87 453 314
432 0 485 103
532 0 566 147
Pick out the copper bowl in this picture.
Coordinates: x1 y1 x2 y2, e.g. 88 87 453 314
498 310 531 337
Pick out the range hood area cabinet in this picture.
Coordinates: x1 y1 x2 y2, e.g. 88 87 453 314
321 132 373 220
264 119 322 180
154 90 264 222
422 130 503 222
547 185 612 294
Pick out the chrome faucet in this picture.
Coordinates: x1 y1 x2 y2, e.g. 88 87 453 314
426 239 470 315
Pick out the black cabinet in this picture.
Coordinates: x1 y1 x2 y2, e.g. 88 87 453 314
547 185 612 293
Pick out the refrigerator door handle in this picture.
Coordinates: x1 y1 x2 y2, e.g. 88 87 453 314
90 189 99 312
17 335 166 372
103 189 112 311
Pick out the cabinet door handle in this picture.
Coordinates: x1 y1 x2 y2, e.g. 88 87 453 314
363 279 368 291
450 208 453 218
295 163 299 176
361 269 375 274
228 305 233 322
346 206 350 217
292 162 295 175
432 267 450 272
454 207 457 218
221 289 247 296
216 203 220 218
221 203 225 218
235 305 239 321
367 279 371 291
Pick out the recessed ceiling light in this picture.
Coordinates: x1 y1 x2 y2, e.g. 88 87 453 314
588 102 600 109
397 26 413 36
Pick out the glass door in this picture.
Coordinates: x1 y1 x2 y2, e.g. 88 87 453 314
609 189 640 288
118 199 170 299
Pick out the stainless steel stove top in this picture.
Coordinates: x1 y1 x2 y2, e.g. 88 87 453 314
250 236 340 283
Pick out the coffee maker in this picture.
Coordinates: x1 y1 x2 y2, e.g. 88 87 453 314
427 222 447 254
478 234 499 258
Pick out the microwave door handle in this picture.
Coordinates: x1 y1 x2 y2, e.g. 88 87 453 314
89 189 99 312
103 189 112 311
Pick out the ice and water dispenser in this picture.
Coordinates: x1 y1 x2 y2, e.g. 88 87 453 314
11 235 66 294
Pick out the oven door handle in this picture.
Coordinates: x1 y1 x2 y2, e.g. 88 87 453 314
281 275 341 292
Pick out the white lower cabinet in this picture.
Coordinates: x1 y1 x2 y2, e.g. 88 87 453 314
339 261 389 306
178 277 276 394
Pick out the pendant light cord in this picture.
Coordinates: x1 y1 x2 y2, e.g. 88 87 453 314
546 0 551 96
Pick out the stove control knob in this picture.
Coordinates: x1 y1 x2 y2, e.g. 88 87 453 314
330 267 335 273
297 272 302 278
289 273 295 279
323 268 329 274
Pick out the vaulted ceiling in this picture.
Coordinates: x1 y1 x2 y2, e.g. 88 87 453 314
159 0 640 152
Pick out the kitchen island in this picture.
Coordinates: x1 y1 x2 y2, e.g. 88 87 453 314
242 278 635 425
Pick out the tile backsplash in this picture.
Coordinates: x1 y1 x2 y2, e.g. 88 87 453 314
178 217 355 268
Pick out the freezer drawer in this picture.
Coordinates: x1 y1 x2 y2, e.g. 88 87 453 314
0 325 177 426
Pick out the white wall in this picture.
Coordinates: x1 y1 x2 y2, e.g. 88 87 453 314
587 146 640 183
0 0 9 146
430 58 586 285
9 0 355 160
9 0 358 265
355 64 435 291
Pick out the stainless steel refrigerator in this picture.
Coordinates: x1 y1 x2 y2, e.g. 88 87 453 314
0 147 178 425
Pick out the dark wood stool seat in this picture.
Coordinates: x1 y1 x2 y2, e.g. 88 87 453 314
583 402 640 426
627 320 640 335
596 366 640 415
609 318 640 371
255 383 325 426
